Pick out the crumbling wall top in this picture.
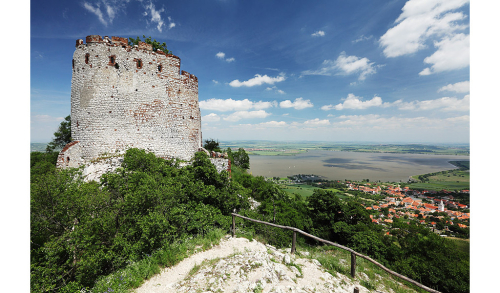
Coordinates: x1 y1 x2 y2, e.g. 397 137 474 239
111 36 128 47
86 35 103 43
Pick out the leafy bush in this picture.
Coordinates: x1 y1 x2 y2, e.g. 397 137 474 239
30 148 248 291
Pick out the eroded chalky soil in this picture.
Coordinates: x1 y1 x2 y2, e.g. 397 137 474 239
135 237 373 293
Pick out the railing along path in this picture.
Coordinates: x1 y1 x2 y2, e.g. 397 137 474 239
231 213 441 293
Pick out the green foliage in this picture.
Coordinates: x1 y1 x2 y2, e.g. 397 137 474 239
30 148 248 292
203 138 222 153
128 35 172 54
45 115 71 152
230 147 250 170
307 189 372 245
30 146 469 293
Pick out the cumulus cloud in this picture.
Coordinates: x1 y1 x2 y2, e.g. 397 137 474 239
229 73 286 87
304 118 330 126
391 95 469 111
202 113 221 122
301 52 378 80
168 16 176 29
322 94 383 111
334 114 469 130
266 86 286 95
438 81 470 93
223 110 271 122
312 30 325 37
334 52 378 80
419 33 470 75
379 0 469 58
199 98 276 112
216 52 235 63
279 97 313 110
258 121 288 127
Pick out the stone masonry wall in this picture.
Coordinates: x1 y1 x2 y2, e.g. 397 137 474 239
67 35 202 165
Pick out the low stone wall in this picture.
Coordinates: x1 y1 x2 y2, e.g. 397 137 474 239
209 158 231 174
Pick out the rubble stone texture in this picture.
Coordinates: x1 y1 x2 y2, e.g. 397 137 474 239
57 35 205 169
135 237 377 293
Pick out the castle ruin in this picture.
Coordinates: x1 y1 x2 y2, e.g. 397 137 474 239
57 35 227 174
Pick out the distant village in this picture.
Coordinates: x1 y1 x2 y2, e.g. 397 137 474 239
269 175 470 238
348 182 470 234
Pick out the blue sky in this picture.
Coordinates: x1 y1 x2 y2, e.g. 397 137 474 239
30 0 472 143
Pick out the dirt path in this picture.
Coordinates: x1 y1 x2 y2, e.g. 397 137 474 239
134 236 373 293
135 237 266 292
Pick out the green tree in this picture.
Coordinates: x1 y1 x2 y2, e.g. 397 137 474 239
128 35 172 54
203 139 222 153
231 148 250 170
46 115 71 152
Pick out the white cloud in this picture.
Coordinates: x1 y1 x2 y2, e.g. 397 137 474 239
312 30 325 37
304 118 330 126
199 98 276 112
334 52 378 80
419 33 470 75
334 114 469 130
202 113 221 122
391 95 469 111
83 2 107 26
106 4 115 22
212 80 219 84
229 73 286 87
279 97 313 110
352 35 373 43
322 94 383 111
216 52 235 63
438 81 470 93
223 110 271 122
379 0 469 58
32 114 64 123
168 16 176 29
144 2 165 32
257 121 288 127
266 86 286 95
301 52 378 80
254 101 277 110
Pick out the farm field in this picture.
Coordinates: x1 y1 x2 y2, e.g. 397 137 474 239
246 149 307 156
220 141 469 156
280 184 344 199
408 169 470 191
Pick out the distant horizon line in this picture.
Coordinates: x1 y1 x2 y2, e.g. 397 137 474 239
30 141 470 146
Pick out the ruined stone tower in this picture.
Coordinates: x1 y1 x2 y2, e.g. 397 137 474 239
57 35 203 168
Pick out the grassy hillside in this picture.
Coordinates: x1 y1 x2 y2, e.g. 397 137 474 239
408 168 470 191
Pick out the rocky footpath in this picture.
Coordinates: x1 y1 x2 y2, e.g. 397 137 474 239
135 236 395 293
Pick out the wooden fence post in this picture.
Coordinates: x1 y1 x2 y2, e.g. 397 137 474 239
231 213 442 293
232 214 235 238
351 252 356 278
291 231 296 254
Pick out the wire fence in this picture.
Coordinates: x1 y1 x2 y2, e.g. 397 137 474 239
231 212 441 293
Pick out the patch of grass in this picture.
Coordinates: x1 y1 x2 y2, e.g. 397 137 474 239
188 262 203 277
91 229 225 293
360 279 377 291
